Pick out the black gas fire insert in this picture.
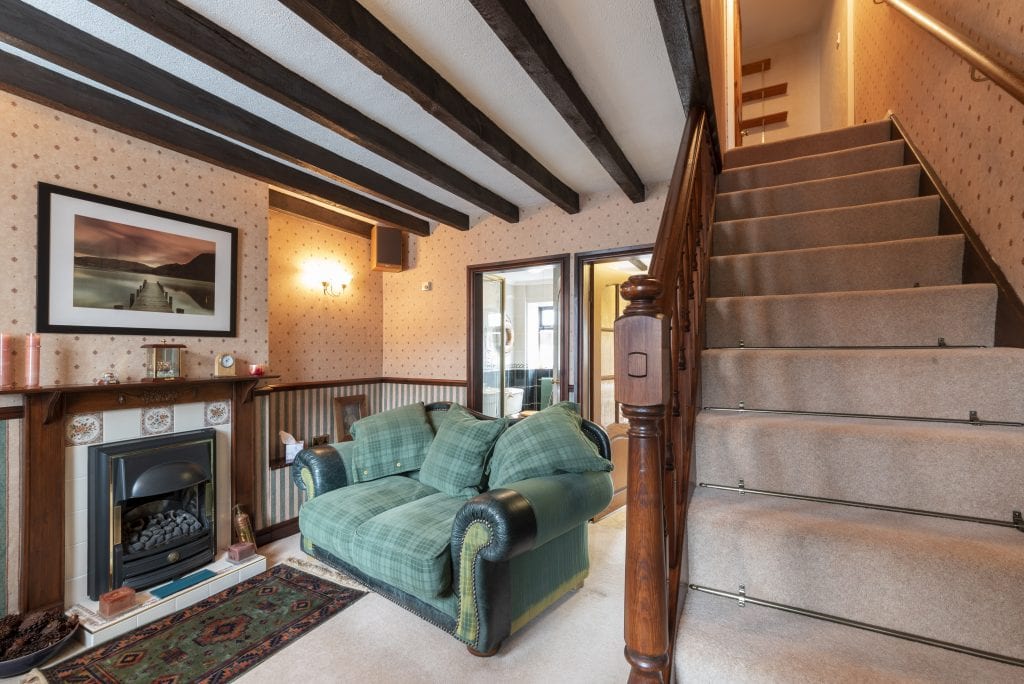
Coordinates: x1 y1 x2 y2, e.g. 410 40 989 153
87 428 217 600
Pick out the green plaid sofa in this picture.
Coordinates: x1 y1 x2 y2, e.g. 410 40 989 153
291 402 613 655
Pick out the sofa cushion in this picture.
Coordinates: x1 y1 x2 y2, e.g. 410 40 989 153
298 475 438 559
419 404 506 497
350 402 435 482
487 401 612 488
349 492 466 598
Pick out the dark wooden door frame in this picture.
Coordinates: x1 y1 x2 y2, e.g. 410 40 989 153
466 254 570 413
573 245 654 422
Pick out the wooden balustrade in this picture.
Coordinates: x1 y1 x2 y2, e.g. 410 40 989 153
616 106 717 683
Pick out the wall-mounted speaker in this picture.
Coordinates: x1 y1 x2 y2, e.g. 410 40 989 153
371 226 406 272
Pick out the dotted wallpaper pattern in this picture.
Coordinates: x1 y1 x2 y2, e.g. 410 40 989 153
854 0 1024 299
382 184 668 379
267 211 383 382
0 93 270 386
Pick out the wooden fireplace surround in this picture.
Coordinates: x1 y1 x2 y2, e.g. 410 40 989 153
2 375 267 612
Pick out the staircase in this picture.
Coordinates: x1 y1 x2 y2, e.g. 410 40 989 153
674 121 1024 682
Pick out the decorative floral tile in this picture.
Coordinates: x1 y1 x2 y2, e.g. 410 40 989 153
140 406 174 436
204 400 230 426
65 413 103 447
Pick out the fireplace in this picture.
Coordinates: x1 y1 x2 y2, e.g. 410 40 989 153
87 428 217 600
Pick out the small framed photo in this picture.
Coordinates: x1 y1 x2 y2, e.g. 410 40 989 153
36 183 238 336
333 394 368 442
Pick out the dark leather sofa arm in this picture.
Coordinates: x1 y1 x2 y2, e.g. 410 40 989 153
290 443 353 499
451 470 613 561
449 470 613 654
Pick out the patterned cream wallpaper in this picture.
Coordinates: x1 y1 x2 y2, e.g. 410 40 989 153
267 210 382 381
0 93 269 385
853 0 1024 298
382 185 667 379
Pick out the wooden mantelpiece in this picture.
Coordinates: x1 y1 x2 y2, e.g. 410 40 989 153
7 375 274 612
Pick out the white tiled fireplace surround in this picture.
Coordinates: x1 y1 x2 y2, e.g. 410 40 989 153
64 401 265 645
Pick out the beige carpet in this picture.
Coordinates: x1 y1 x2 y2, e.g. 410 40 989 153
675 119 1024 681
239 508 629 684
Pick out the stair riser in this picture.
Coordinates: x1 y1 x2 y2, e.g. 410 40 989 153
710 235 964 297
676 590 1024 684
701 348 1024 422
724 120 893 169
719 141 906 193
706 284 996 347
713 196 940 256
687 490 1024 660
694 412 1024 521
715 166 921 222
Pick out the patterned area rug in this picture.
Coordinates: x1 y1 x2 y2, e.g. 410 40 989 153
40 565 365 683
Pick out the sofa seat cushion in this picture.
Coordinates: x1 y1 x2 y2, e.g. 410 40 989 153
299 476 438 559
349 492 467 599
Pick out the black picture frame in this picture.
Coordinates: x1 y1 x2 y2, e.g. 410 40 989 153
37 183 238 336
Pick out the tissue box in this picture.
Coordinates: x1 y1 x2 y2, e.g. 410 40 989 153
284 441 304 464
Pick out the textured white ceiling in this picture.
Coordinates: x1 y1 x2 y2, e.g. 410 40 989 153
13 0 686 226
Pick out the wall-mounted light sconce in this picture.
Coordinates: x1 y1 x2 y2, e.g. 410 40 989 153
322 272 352 297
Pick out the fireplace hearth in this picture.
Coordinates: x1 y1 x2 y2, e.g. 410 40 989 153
87 429 217 600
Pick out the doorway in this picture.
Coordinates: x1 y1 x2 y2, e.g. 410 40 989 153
576 246 652 519
575 246 653 426
467 255 569 418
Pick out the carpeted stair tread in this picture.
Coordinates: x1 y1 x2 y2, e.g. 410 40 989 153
709 235 964 297
686 487 1024 659
702 347 1024 422
676 590 1024 684
723 120 893 170
718 140 906 193
715 165 921 222
713 196 940 256
694 410 1024 521
706 283 997 347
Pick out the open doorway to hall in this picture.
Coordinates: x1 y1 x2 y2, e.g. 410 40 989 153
467 255 569 419
576 246 652 519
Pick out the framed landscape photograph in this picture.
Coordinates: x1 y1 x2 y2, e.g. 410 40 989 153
36 183 238 336
333 394 368 442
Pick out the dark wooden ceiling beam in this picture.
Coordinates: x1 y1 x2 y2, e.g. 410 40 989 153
468 0 645 203
653 0 722 170
0 51 429 235
269 190 374 238
88 0 520 223
0 0 467 229
277 0 580 214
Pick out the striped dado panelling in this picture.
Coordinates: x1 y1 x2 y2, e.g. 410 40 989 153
0 416 20 615
257 380 466 528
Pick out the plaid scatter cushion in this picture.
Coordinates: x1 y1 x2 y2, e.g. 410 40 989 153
350 402 435 482
419 404 506 496
487 401 612 488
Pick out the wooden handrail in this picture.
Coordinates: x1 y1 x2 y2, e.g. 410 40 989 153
616 106 716 683
879 0 1024 106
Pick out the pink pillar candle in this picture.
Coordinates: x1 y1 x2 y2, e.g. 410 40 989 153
0 334 12 389
24 333 40 388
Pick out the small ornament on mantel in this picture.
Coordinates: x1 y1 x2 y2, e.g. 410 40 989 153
141 341 186 381
0 334 12 389
24 334 40 388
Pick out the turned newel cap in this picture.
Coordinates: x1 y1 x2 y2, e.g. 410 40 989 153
621 274 662 303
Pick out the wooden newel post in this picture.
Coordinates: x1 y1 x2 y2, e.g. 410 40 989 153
615 274 671 683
